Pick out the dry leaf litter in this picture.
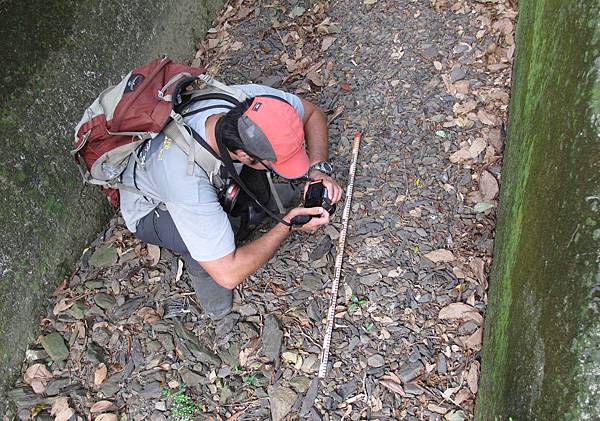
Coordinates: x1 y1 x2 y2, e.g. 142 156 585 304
8 0 515 419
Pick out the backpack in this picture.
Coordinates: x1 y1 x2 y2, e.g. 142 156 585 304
71 55 247 207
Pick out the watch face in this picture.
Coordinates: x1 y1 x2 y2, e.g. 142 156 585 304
313 162 333 174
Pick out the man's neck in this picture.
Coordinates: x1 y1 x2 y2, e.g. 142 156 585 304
204 114 222 156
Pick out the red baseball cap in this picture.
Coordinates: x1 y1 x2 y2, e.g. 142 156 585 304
237 96 309 179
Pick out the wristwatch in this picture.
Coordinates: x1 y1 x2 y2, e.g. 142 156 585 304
309 161 334 176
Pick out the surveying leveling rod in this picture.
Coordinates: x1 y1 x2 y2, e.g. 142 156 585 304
318 132 362 379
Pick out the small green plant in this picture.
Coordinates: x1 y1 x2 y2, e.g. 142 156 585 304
362 322 375 333
348 295 368 312
232 364 242 375
243 373 258 386
164 386 201 421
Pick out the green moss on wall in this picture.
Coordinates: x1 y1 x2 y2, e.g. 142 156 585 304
476 0 600 420
0 0 224 415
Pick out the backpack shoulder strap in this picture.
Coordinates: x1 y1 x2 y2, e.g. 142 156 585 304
176 75 248 113
163 119 225 188
197 74 246 100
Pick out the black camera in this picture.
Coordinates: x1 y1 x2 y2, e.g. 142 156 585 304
290 181 336 225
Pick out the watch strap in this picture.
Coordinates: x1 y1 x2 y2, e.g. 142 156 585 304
309 161 333 175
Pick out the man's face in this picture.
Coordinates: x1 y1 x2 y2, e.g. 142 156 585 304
231 149 273 171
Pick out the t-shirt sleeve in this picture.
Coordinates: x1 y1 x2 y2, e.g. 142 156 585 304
235 84 305 119
165 184 235 262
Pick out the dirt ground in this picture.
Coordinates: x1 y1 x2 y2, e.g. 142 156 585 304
8 0 516 420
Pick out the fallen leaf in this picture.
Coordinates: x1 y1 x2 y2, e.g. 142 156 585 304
230 41 244 51
441 74 457 95
282 351 299 365
439 303 483 325
474 202 495 213
477 109 496 126
506 44 516 61
469 138 487 158
434 61 443 71
487 128 503 150
24 363 53 394
382 372 402 384
479 170 499 200
364 0 378 4
307 71 324 86
490 89 511 104
52 298 75 315
493 18 514 35
469 258 486 285
207 38 220 50
466 361 480 393
467 190 483 205
327 105 345 124
454 80 470 95
488 63 509 72
445 410 467 421
95 415 118 421
379 380 406 397
175 259 183 282
340 82 351 92
90 400 115 413
442 386 460 400
289 6 306 17
225 411 244 421
234 6 254 20
239 347 253 367
428 403 449 414
269 283 286 295
147 244 161 266
435 130 447 138
463 327 483 351
50 397 74 421
321 36 336 52
453 101 477 115
424 249 456 263
452 265 466 279
52 279 68 296
94 363 107 385
455 388 472 405
138 307 161 324
449 148 471 164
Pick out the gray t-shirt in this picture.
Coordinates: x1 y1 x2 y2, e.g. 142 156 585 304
120 84 304 262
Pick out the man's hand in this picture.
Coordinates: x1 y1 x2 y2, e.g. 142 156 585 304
283 206 330 233
308 170 343 204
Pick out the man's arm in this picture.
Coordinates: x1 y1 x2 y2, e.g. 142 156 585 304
197 206 329 289
300 98 343 203
301 98 329 165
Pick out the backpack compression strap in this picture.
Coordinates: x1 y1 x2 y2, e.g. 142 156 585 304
164 116 225 188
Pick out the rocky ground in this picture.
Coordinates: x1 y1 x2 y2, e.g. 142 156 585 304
7 0 516 420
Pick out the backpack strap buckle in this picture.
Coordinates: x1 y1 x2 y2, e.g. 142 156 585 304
170 110 183 125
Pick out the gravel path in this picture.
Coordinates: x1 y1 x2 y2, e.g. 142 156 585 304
8 1 515 420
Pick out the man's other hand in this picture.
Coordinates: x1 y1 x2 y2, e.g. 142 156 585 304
283 206 330 233
308 170 343 204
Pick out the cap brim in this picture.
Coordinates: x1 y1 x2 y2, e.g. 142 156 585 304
271 148 310 180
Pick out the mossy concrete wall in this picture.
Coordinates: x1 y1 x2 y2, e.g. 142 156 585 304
0 0 222 412
476 0 600 419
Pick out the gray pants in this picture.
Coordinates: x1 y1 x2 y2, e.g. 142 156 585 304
135 206 236 318
134 177 300 318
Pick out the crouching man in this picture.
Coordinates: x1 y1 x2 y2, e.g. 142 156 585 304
118 84 342 319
